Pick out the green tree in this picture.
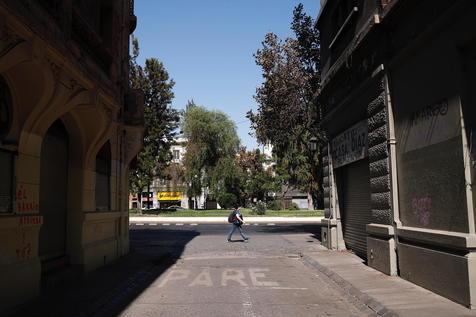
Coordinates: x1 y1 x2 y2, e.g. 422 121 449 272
247 4 323 208
210 157 243 209
182 105 240 209
235 148 276 205
163 162 185 192
129 36 180 209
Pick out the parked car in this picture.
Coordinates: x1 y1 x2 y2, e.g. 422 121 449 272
166 205 184 210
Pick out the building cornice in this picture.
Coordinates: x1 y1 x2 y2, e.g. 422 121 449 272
316 0 329 25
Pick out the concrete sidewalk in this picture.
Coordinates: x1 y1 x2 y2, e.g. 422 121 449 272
129 216 323 224
300 246 476 317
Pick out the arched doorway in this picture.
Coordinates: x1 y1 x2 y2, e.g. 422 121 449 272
39 119 69 270
0 76 12 139
0 75 14 214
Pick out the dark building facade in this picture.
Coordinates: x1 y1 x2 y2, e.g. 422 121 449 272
318 0 476 308
0 0 143 312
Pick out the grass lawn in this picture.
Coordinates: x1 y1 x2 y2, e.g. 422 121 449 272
129 208 324 217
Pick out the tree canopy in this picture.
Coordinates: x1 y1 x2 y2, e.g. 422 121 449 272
235 148 276 204
129 36 180 203
247 4 323 207
182 104 240 207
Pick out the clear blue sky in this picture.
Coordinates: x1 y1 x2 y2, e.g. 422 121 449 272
134 0 320 149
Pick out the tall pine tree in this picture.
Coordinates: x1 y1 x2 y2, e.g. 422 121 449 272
129 36 180 210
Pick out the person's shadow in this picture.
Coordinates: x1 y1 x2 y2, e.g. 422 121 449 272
227 239 248 242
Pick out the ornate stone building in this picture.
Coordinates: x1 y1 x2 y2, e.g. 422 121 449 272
0 0 143 312
319 0 476 308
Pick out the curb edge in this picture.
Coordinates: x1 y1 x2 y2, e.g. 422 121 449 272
301 254 399 317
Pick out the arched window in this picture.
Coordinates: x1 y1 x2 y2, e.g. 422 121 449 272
95 141 111 211
0 76 13 213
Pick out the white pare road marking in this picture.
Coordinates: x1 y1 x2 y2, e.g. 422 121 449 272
267 223 275 226
221 269 248 287
158 268 280 288
249 268 279 287
136 223 144 226
149 223 157 226
190 223 198 226
253 223 259 226
175 223 184 226
157 269 190 288
162 223 170 226
188 269 213 287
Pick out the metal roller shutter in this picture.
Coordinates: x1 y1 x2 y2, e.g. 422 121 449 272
342 159 371 259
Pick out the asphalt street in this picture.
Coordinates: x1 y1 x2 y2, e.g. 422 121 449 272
120 223 374 317
12 223 374 317
130 222 323 236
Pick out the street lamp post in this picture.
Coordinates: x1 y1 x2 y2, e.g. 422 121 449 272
193 174 198 210
309 136 318 210
309 136 318 152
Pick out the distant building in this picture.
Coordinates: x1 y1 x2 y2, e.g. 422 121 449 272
277 186 312 210
261 143 313 210
130 136 188 209
170 135 187 164
129 136 217 210
318 0 476 308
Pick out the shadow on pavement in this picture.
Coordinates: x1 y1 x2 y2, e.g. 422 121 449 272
12 228 199 317
227 239 248 243
252 224 321 241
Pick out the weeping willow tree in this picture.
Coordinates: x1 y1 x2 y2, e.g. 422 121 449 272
182 104 240 209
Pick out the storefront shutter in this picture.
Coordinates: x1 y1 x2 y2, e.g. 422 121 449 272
341 158 371 259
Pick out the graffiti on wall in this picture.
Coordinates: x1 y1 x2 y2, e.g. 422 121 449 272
401 98 459 153
411 99 448 127
15 216 41 260
18 215 41 226
16 184 39 213
411 196 431 226
16 231 32 260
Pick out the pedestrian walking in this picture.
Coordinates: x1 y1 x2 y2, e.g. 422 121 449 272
227 205 248 242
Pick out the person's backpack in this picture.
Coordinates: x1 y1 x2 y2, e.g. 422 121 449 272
228 210 236 223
